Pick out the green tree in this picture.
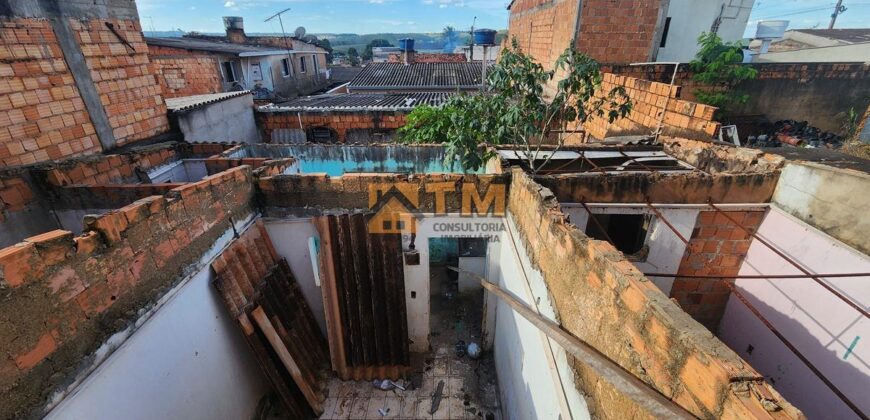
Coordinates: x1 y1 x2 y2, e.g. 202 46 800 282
362 39 393 60
689 32 758 116
347 47 360 66
399 39 632 172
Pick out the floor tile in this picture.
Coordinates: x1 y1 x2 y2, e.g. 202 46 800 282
350 398 369 419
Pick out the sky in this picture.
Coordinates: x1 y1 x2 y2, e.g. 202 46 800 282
135 0 870 35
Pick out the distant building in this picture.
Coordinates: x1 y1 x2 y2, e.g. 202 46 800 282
258 92 452 143
749 29 870 63
148 17 329 99
454 45 502 62
371 47 403 63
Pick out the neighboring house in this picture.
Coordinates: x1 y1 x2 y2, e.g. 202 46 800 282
506 0 754 64
147 37 321 99
148 17 329 99
347 62 483 93
371 47 403 63
750 28 870 63
257 92 452 143
454 45 502 62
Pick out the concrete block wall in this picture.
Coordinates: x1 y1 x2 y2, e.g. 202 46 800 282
0 18 101 167
71 19 168 146
0 166 254 418
604 62 870 133
670 210 766 330
507 168 802 419
584 73 720 141
148 45 224 98
258 111 408 143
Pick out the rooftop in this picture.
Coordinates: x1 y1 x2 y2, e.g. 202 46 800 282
263 92 453 112
165 91 253 112
793 28 870 44
145 36 294 56
348 62 484 90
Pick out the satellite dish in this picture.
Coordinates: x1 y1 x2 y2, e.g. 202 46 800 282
294 26 306 38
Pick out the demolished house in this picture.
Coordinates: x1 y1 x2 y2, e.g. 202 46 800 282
1 0 868 419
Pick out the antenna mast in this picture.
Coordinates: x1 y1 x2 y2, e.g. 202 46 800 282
265 8 293 75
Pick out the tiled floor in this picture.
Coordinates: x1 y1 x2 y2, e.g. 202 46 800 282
319 265 500 419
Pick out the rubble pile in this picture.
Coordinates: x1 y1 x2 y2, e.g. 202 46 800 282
746 120 845 149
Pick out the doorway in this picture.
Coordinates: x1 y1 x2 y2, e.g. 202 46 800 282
423 237 500 418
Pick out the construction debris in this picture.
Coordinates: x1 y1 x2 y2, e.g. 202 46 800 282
746 120 846 149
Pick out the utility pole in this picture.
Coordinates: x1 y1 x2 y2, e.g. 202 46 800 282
265 8 293 77
828 0 846 29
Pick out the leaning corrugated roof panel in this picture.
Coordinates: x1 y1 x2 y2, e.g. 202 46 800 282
258 92 458 112
348 62 483 89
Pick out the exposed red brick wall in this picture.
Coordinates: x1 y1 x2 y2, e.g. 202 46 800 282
508 168 801 419
0 18 101 167
0 174 35 218
41 145 179 186
507 0 663 77
0 166 254 418
670 210 766 330
71 18 169 146
258 111 408 143
574 0 663 63
148 45 223 98
583 73 720 141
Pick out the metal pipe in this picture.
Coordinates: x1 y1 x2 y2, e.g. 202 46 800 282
445 265 695 419
707 202 869 319
644 272 870 279
726 282 868 420
580 200 616 245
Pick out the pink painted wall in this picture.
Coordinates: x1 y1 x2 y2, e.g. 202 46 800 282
717 207 870 420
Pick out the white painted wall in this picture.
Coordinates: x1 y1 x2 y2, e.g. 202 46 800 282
717 206 870 420
491 215 591 420
563 205 698 295
263 218 328 336
45 223 268 420
458 256 486 292
148 159 209 184
656 0 755 62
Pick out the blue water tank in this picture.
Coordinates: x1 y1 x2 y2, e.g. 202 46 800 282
473 29 496 46
399 38 415 51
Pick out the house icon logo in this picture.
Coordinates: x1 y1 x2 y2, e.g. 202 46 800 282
368 183 420 234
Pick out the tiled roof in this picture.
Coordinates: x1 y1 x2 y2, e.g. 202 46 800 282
145 37 284 55
166 91 252 112
348 62 484 90
260 92 453 112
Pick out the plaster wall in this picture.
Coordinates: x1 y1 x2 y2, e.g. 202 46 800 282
43 226 269 420
772 162 870 255
563 205 697 294
717 206 870 420
263 218 328 336
656 0 755 62
147 159 209 184
173 95 259 144
490 215 592 420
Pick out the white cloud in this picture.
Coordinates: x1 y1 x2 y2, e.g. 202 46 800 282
369 0 385 3
224 1 236 7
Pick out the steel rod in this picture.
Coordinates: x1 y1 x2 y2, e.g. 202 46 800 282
445 265 694 419
707 202 869 319
580 200 617 246
644 272 870 279
644 202 689 244
726 283 868 420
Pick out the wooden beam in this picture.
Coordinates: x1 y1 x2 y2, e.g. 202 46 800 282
251 306 323 415
313 217 349 378
445 266 694 419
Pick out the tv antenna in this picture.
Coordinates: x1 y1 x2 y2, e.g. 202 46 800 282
265 8 294 74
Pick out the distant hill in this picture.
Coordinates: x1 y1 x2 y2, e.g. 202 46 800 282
143 30 507 53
